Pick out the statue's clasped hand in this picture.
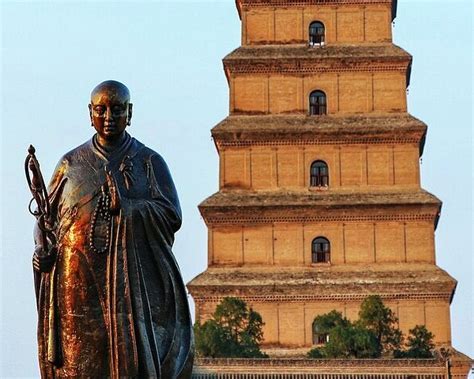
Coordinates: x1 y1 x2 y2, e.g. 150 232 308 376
33 245 57 273
105 170 122 214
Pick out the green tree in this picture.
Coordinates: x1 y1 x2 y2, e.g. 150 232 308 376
349 325 381 358
394 325 435 358
308 311 351 358
307 296 414 359
194 297 268 358
357 295 403 354
307 311 380 359
312 310 350 333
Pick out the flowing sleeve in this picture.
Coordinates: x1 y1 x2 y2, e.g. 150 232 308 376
116 151 193 378
147 153 182 229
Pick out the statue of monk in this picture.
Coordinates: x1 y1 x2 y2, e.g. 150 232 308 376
32 80 194 378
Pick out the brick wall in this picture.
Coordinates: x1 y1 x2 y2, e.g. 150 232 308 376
231 72 407 115
242 5 392 45
220 144 420 190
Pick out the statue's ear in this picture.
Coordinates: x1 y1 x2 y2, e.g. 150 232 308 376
88 104 93 126
127 103 133 126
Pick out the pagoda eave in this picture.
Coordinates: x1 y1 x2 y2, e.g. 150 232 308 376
224 46 411 79
224 44 410 62
212 114 427 154
199 190 441 226
187 265 457 303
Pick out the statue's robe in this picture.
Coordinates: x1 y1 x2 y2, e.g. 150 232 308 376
35 133 194 378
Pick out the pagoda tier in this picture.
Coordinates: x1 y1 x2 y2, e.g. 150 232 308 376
196 188 442 269
235 0 398 46
226 45 411 116
188 265 456 347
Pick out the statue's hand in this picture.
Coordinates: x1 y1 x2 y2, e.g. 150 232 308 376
105 170 121 214
33 245 57 273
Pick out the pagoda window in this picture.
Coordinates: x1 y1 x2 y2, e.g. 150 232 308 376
312 237 330 264
312 322 329 345
310 161 329 187
309 90 327 115
309 21 325 46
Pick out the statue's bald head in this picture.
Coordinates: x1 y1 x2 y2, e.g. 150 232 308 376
89 80 133 142
90 80 130 103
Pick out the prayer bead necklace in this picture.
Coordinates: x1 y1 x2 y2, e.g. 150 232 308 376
88 191 112 254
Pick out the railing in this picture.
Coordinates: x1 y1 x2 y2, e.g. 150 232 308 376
192 358 447 379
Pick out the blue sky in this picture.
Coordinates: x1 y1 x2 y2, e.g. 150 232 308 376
1 1 472 377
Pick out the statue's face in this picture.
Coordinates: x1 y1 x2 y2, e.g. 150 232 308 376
89 88 132 141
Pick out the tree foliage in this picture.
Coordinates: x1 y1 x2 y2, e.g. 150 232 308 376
357 295 403 354
394 325 435 358
194 297 268 358
308 311 380 359
308 296 435 359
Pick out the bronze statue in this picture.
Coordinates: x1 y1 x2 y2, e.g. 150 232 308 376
28 80 194 378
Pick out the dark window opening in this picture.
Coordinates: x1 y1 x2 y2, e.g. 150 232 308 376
312 322 329 345
313 333 329 345
310 161 329 187
312 237 330 263
309 21 325 46
309 90 327 115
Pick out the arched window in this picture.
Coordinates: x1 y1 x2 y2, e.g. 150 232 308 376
309 90 327 115
312 322 329 345
310 161 329 187
312 237 330 263
309 21 325 46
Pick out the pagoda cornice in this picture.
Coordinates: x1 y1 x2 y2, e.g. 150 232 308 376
188 265 456 303
224 45 412 85
199 190 441 226
235 0 398 21
224 44 410 78
212 114 426 154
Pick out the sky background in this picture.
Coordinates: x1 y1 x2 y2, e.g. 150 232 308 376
1 0 472 377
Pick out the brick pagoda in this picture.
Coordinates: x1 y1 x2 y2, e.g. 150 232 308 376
188 0 472 377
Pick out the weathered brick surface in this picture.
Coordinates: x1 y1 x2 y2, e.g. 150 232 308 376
209 220 434 266
231 72 407 115
242 5 392 45
220 144 420 190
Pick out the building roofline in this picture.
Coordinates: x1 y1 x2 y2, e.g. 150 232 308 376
235 0 398 22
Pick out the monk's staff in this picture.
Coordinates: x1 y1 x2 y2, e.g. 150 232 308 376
25 145 62 365
25 145 57 251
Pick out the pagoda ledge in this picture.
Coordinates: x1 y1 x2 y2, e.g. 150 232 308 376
187 264 457 303
224 44 410 61
212 114 427 153
223 44 412 82
199 189 442 226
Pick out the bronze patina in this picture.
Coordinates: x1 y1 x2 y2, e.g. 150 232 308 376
28 80 194 378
